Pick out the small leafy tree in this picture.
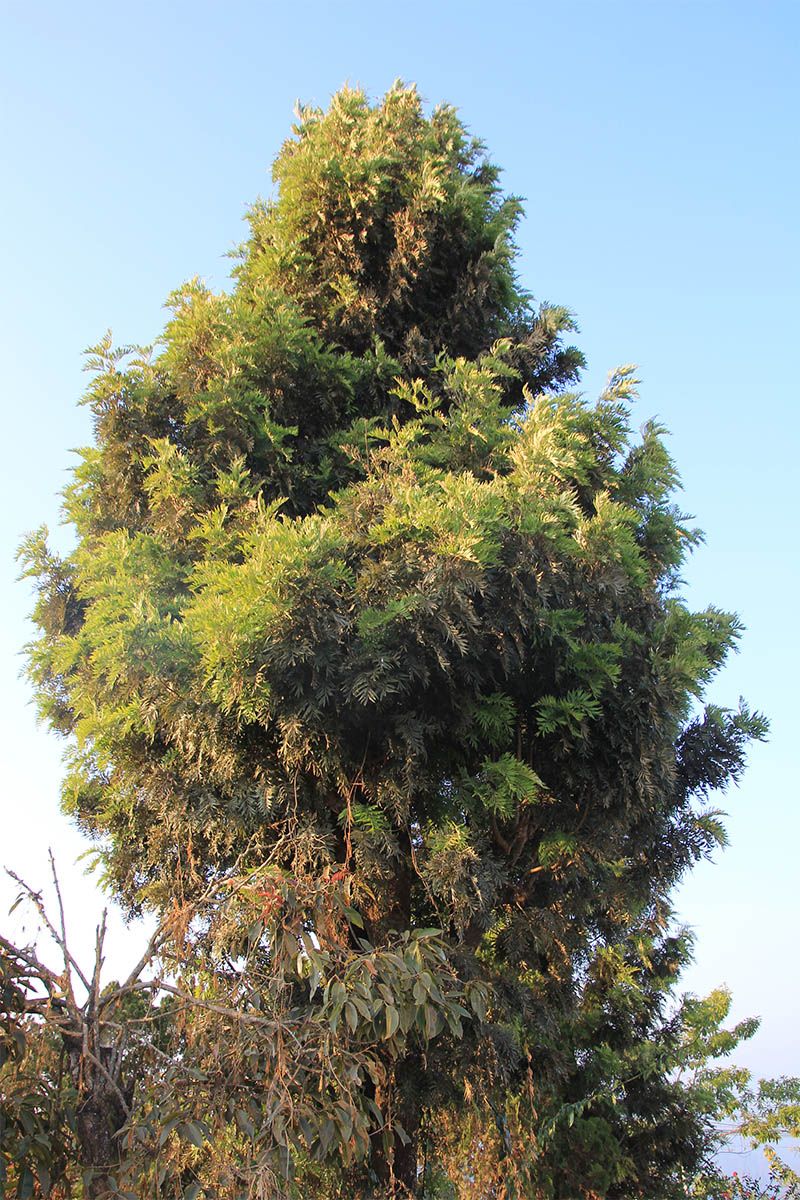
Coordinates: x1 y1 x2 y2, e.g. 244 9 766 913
17 83 768 1196
2 862 488 1197
680 989 800 1199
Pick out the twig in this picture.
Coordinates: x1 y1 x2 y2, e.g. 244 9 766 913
49 849 73 984
6 867 91 996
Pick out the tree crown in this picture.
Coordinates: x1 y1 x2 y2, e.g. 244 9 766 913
17 83 767 1198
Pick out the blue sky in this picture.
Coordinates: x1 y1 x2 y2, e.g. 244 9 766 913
2 0 798 1128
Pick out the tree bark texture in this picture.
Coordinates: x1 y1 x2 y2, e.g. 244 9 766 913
67 1040 130 1198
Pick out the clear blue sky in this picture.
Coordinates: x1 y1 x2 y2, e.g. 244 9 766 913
2 0 798 1119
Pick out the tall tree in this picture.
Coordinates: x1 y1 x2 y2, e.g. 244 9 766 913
20 83 765 1197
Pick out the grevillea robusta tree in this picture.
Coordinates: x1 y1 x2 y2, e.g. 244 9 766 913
18 83 766 1197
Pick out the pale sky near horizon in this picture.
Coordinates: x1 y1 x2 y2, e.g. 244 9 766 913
1 0 798 1159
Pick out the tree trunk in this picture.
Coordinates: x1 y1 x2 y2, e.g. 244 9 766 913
67 1041 129 1198
350 842 421 1195
392 1085 421 1197
357 1055 421 1197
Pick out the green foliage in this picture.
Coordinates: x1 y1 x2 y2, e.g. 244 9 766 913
0 953 75 1198
17 82 769 1197
680 990 800 1197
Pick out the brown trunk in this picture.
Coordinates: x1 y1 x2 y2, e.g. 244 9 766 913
361 836 413 944
355 1056 420 1198
347 838 421 1195
392 1086 421 1197
348 1124 419 1198
76 1103 121 1199
67 1041 130 1197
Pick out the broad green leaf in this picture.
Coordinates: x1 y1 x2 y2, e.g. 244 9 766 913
384 1004 399 1039
234 1109 255 1140
179 1121 206 1148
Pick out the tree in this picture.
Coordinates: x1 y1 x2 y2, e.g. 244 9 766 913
18 82 766 1196
678 989 800 1199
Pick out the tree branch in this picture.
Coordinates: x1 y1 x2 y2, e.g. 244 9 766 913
6 866 91 996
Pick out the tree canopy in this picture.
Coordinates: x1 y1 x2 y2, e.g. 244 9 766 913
13 82 769 1198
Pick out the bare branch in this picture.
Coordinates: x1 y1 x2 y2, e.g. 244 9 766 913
6 867 91 995
49 848 71 974
489 811 512 857
97 926 170 1017
82 1047 132 1121
0 930 77 1014
149 981 312 1052
90 907 107 1012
